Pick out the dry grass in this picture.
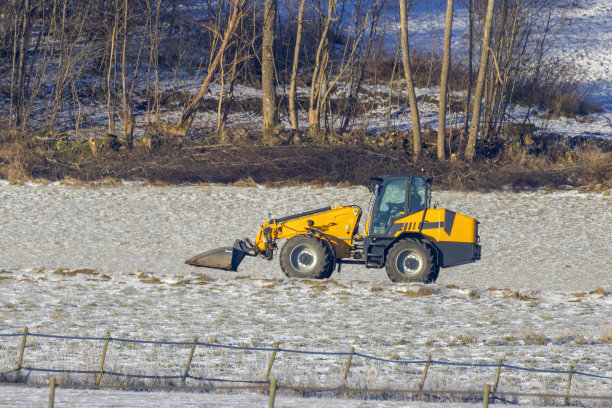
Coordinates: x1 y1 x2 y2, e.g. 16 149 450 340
302 279 349 289
450 333 478 346
97 177 121 186
523 331 548 346
137 272 163 284
576 148 612 190
598 327 612 343
194 273 216 283
468 289 480 299
59 176 85 186
231 177 258 187
397 286 435 297
53 268 98 277
1 126 611 190
502 291 540 301
589 288 607 296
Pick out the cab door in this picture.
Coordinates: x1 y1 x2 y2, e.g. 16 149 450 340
368 177 408 236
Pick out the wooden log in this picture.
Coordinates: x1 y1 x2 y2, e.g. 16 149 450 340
17 327 28 369
182 336 198 386
264 342 280 382
96 332 110 386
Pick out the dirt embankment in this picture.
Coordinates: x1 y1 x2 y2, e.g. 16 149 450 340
0 132 611 190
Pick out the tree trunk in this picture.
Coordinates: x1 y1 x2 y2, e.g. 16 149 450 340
289 0 307 131
107 0 119 135
399 0 422 161
262 0 279 143
465 0 495 161
48 0 64 134
308 0 333 139
15 0 32 129
462 0 474 142
121 0 132 145
219 47 240 140
437 0 454 161
169 0 242 136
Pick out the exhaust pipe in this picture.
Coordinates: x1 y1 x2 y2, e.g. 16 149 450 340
185 239 255 271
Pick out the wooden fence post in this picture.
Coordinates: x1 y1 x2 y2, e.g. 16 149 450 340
491 359 503 401
17 327 28 369
48 377 56 408
564 364 573 406
418 354 432 399
483 383 490 408
182 336 198 386
96 331 110 386
342 346 355 385
268 378 277 408
264 342 279 382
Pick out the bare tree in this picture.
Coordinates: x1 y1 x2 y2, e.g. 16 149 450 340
399 0 422 161
339 0 385 133
482 0 562 142
144 0 163 125
307 0 337 137
218 17 252 140
158 0 245 137
262 0 279 143
46 1 90 134
106 0 120 135
437 0 454 161
461 0 474 141
5 0 58 133
288 0 307 131
465 0 495 161
9 0 35 130
306 0 379 138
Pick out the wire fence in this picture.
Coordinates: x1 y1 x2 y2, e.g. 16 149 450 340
1 328 611 406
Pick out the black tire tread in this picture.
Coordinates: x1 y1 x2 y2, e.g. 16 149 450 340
385 238 438 283
279 235 333 279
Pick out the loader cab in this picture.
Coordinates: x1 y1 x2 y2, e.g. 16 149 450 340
367 175 431 236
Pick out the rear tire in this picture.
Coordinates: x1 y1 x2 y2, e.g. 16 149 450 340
280 235 334 279
385 239 438 283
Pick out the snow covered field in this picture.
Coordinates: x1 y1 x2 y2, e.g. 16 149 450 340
0 181 611 406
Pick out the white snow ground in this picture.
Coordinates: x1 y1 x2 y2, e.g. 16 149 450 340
2 385 574 408
0 182 611 406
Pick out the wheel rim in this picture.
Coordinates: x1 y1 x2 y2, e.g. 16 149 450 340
396 249 423 277
290 244 318 273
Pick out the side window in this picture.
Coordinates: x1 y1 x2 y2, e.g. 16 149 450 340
410 178 426 213
370 179 406 235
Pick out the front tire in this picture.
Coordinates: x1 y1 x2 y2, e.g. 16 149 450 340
280 235 334 279
385 239 438 283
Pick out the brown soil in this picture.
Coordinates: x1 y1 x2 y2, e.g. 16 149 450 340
1 132 611 190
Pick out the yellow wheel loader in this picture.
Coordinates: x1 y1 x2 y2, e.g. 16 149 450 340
186 175 481 282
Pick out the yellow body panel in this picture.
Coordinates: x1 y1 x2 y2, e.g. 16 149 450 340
254 205 361 258
250 205 476 263
392 209 477 243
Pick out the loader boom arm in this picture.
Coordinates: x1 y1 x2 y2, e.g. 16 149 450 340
253 205 362 259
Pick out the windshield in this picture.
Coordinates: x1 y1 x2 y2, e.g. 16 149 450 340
370 178 406 235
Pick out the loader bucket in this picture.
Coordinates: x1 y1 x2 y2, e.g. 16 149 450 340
185 239 251 271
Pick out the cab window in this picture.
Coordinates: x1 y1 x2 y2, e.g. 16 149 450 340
370 178 406 235
410 177 426 213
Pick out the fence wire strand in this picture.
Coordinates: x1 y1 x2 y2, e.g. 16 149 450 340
1 330 611 385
